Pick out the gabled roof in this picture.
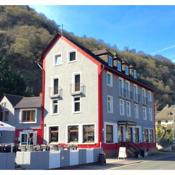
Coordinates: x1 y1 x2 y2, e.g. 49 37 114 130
4 94 23 107
40 31 154 91
15 96 42 109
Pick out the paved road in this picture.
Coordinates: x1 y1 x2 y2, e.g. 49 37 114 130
113 154 175 170
67 151 175 170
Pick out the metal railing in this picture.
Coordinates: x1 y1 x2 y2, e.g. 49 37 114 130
70 83 86 96
49 87 63 99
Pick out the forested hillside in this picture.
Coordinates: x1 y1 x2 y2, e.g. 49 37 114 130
0 5 175 110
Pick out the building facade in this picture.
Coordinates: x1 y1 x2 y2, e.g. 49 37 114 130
41 32 156 156
0 94 42 145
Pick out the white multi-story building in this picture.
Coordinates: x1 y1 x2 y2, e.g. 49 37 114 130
41 32 156 156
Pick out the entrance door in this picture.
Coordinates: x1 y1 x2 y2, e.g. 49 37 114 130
19 131 37 145
128 127 133 142
118 126 124 142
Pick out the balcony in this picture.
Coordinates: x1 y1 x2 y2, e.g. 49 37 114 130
49 87 63 99
70 83 86 96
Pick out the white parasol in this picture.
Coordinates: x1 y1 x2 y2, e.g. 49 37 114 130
0 121 15 131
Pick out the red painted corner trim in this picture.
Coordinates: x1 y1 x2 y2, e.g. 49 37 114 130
40 58 45 144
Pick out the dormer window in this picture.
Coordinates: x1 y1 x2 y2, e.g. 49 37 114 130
125 65 129 75
117 61 122 72
108 56 113 67
134 70 137 79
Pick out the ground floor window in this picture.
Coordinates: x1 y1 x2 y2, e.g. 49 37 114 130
134 128 140 143
20 131 37 145
106 125 113 143
68 125 79 143
49 126 59 143
149 129 154 143
144 128 149 142
83 125 95 143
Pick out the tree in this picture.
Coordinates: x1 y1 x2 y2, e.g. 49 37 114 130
0 57 26 97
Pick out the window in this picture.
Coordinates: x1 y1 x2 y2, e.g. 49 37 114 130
148 91 152 102
106 72 113 87
53 78 59 95
21 110 36 123
148 107 153 121
107 96 113 113
106 125 113 143
21 133 28 145
73 97 81 113
125 65 129 75
133 85 138 102
124 81 130 98
74 74 80 92
149 129 154 143
52 100 59 114
69 51 76 62
126 101 131 117
68 125 79 143
119 78 124 96
54 54 62 65
135 128 140 143
144 129 149 142
49 126 59 143
120 99 125 116
0 110 9 122
133 70 137 79
83 125 95 143
142 88 146 104
142 107 147 120
117 61 122 71
108 56 113 67
134 103 139 119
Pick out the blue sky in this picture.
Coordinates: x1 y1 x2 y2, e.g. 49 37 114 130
31 5 175 61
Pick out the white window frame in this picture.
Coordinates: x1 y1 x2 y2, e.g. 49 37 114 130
19 108 37 124
72 96 81 114
119 78 124 96
126 101 131 117
53 52 62 66
133 84 138 101
47 125 60 144
119 99 125 116
106 71 113 87
148 91 152 102
107 95 113 113
104 122 118 144
67 124 80 143
67 49 77 63
52 77 59 96
134 103 139 119
51 99 59 115
148 107 153 121
19 130 37 145
82 123 96 144
142 106 147 120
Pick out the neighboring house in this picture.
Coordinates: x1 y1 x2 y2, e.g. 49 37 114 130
0 94 42 145
41 32 156 156
156 105 175 128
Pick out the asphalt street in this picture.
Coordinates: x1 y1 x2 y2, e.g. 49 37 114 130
66 151 175 170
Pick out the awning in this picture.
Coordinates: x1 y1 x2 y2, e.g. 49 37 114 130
117 120 136 126
0 121 15 131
